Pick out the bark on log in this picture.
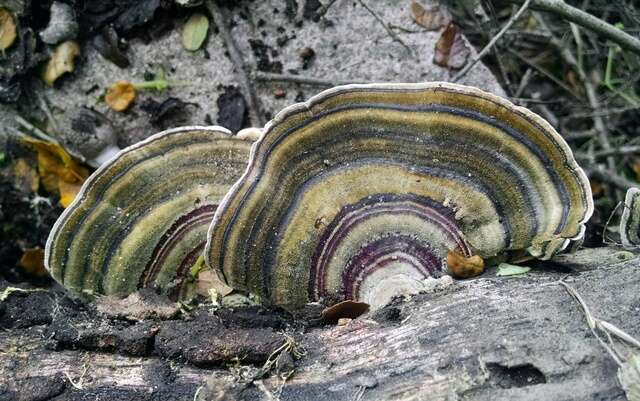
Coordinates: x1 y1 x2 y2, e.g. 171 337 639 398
1 247 638 401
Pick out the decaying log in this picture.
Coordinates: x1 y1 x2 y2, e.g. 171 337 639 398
1 247 638 401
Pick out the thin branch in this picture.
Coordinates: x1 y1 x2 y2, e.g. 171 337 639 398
453 0 532 82
253 71 367 87
586 165 638 190
508 0 640 55
356 0 414 58
593 146 640 159
205 0 265 126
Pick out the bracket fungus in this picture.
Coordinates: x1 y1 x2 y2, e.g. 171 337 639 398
45 126 252 300
205 82 593 309
620 187 640 248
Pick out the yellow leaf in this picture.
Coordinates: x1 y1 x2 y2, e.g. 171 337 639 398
42 40 80 86
0 8 17 51
21 137 89 206
19 248 48 277
12 158 39 193
58 179 83 207
105 80 136 111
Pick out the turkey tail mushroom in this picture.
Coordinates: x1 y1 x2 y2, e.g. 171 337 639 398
205 82 593 309
45 126 253 300
620 187 640 248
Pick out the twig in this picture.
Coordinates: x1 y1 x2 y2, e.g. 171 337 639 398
205 0 265 126
507 49 584 102
559 281 623 366
356 0 414 58
253 71 367 87
586 165 638 190
453 0 532 82
593 146 640 159
316 0 339 18
37 93 59 134
514 68 533 99
508 0 640 55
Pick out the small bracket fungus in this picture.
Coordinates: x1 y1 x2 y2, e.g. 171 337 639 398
620 187 640 249
45 126 252 300
205 82 593 309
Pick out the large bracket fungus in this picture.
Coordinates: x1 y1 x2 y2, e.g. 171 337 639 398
205 82 593 309
45 126 252 300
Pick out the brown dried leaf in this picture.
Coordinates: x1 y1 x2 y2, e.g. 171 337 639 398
0 8 17 50
447 250 485 278
42 40 81 85
410 1 449 31
106 80 136 111
19 248 48 277
321 300 370 324
434 23 470 69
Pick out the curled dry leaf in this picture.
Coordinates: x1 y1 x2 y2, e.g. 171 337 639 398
19 248 48 277
42 40 81 85
0 7 17 50
321 300 370 324
410 1 450 31
434 23 470 69
447 250 485 278
106 80 136 111
182 13 209 51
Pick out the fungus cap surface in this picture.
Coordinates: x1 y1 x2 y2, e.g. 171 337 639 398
205 82 593 308
620 187 640 248
45 126 252 299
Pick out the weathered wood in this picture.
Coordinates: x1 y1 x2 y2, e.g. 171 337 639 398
1 247 638 401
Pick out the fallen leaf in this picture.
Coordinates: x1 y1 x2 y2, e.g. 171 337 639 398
21 137 89 206
447 250 485 278
19 248 48 277
58 179 84 207
434 23 470 69
496 263 530 277
321 300 370 324
410 1 449 31
42 40 81 85
182 13 209 51
106 80 136 111
12 158 39 193
0 7 17 50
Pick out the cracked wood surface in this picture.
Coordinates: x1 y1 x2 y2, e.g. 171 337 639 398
1 247 638 401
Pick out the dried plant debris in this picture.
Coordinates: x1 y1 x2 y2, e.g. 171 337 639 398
0 7 17 51
40 2 78 45
434 23 470 69
217 85 249 133
410 1 450 31
141 97 197 127
92 26 129 68
447 250 485 278
182 13 209 51
42 40 80 86
105 80 136 111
